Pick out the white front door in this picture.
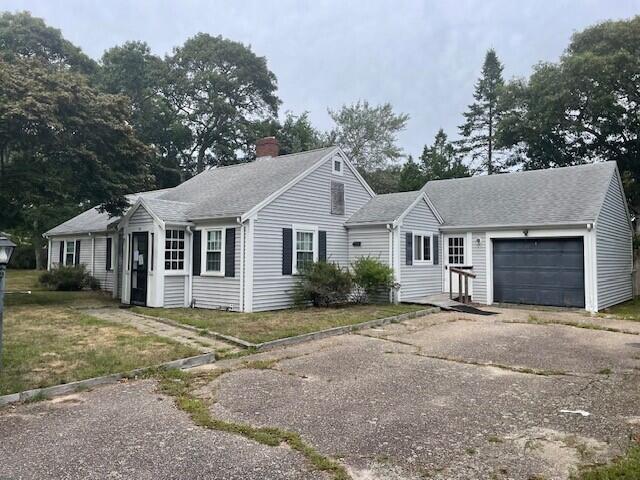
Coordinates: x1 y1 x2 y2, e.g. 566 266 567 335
443 233 473 295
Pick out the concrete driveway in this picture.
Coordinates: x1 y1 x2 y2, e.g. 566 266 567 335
2 307 639 479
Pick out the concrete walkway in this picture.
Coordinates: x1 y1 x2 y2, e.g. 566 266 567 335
83 307 237 353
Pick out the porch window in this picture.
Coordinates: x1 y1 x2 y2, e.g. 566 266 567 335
205 229 223 273
295 230 315 271
164 229 185 270
413 233 432 263
448 236 465 265
65 240 75 265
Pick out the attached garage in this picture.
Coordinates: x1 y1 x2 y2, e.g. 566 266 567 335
492 238 585 308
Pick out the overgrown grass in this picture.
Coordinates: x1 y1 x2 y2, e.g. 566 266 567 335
572 446 640 479
155 368 350 480
133 303 426 344
5 269 43 291
606 298 640 322
0 303 199 395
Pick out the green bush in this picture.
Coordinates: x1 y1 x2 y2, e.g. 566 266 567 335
39 265 100 291
293 261 353 307
351 256 394 303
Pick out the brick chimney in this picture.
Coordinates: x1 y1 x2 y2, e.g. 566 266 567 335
256 136 279 158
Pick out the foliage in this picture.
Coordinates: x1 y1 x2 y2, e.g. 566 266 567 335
98 41 187 188
293 261 353 307
38 265 100 291
458 49 506 174
165 33 280 173
351 256 394 303
497 16 640 212
254 111 325 157
571 445 640 480
360 166 402 194
397 156 426 192
7 244 36 270
421 129 470 181
327 100 409 172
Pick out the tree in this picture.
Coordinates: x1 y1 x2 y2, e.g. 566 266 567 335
327 101 409 172
397 156 426 191
165 33 280 173
497 16 640 213
252 111 324 157
459 49 506 174
99 41 187 187
0 11 95 73
421 129 470 181
0 58 151 268
360 166 402 194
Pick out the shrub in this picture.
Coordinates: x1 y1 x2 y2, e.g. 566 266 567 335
293 261 353 307
351 256 394 303
8 245 36 269
39 265 100 291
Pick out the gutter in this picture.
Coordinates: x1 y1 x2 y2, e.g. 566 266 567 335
439 221 595 233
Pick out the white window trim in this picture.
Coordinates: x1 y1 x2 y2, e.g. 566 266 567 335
332 156 343 176
446 234 467 266
292 224 319 275
164 229 187 275
200 227 226 277
64 239 76 266
412 231 433 265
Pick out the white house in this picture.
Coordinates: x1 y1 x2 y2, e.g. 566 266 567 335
45 139 633 313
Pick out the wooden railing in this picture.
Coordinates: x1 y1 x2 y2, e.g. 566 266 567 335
449 266 476 304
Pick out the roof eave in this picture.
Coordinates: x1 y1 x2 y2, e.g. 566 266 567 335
439 221 595 232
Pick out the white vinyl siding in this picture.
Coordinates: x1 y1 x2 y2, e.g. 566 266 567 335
471 232 487 304
129 206 154 228
348 227 390 266
596 174 633 310
192 228 241 311
92 235 115 293
251 158 373 311
400 199 442 300
164 276 186 307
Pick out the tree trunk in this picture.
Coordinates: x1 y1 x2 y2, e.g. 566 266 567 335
196 144 207 173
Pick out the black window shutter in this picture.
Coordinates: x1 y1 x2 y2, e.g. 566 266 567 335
282 228 293 275
192 230 201 276
225 228 236 277
405 232 413 265
319 231 327 262
59 241 64 264
75 240 81 266
106 238 112 271
433 235 439 265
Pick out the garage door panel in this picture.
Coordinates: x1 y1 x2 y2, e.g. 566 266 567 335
493 238 585 308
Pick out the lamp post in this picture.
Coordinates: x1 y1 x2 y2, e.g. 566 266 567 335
0 235 16 370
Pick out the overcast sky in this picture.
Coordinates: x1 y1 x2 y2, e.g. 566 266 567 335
4 0 639 158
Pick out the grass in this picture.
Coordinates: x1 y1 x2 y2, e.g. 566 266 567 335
606 298 640 322
572 446 640 479
1 270 199 396
155 368 350 480
526 314 638 335
133 303 426 344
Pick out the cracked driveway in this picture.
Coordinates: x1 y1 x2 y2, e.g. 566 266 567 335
2 307 640 479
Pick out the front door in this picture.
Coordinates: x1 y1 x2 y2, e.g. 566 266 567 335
443 233 473 296
130 232 148 306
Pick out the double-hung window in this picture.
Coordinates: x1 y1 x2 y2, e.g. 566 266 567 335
165 229 185 270
413 233 432 263
294 226 317 273
205 229 224 274
65 240 75 265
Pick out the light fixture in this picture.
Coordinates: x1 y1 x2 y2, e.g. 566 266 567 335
0 235 16 265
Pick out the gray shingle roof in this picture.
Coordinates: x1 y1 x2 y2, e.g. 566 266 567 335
346 190 422 225
46 147 337 235
423 161 617 227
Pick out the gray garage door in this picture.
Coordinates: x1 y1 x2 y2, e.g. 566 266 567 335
493 238 585 308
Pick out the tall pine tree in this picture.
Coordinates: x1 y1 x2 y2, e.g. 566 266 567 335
458 49 505 174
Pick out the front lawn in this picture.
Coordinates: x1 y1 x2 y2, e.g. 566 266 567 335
605 298 640 321
132 303 427 344
1 270 199 396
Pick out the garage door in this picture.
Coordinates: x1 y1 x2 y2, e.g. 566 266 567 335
493 238 585 308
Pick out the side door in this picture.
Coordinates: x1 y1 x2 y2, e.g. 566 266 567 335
443 233 473 296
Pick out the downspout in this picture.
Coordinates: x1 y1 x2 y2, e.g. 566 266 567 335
238 217 245 312
386 223 397 303
186 225 193 308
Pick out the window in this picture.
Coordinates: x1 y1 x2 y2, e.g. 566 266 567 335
413 233 432 263
331 181 345 215
164 229 185 270
332 156 343 175
448 236 465 265
295 230 315 271
205 229 223 273
65 240 75 266
106 237 112 271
